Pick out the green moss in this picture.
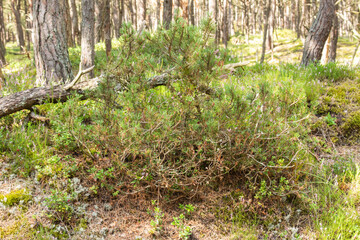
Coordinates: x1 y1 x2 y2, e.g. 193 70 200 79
0 189 32 206
342 110 360 139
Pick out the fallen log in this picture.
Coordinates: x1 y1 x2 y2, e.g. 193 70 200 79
0 66 97 118
0 61 248 119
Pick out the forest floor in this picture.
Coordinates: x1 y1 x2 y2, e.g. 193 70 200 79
1 28 360 240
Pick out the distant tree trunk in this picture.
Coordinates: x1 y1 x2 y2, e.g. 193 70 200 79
295 0 301 38
189 0 195 25
163 0 172 28
10 0 25 51
267 0 274 50
33 0 73 85
222 0 229 47
0 0 6 56
24 0 32 51
0 0 5 65
300 0 335 66
81 0 95 78
329 4 338 62
129 0 135 25
113 0 120 38
104 0 112 59
70 0 80 45
133 0 138 29
95 0 105 42
142 0 146 22
260 0 271 63
0 0 6 53
120 0 124 28
0 41 5 65
64 0 74 47
156 0 160 27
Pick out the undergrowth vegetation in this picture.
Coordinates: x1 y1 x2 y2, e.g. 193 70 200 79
1 18 360 239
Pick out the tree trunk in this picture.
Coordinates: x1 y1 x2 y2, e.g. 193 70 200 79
70 0 80 45
95 0 105 42
24 0 32 51
113 0 120 38
0 0 6 56
33 0 73 85
222 0 229 47
81 0 95 78
0 42 5 65
260 0 271 63
10 0 25 51
156 0 160 28
189 0 195 25
0 34 5 65
120 0 124 28
64 0 74 47
329 3 338 62
133 0 138 29
104 0 112 59
142 0 146 22
128 0 134 25
163 0 172 29
300 0 335 66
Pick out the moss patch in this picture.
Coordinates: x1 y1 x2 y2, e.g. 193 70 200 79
0 189 32 207
316 79 360 144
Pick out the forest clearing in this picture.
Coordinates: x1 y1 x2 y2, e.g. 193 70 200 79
1 0 360 239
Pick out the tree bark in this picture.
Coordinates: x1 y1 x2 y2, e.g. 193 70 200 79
163 0 172 29
33 0 74 85
222 0 229 47
328 3 338 62
64 0 74 47
260 0 271 63
70 0 80 45
113 0 121 38
0 0 6 56
0 40 5 65
300 0 335 66
10 0 25 51
81 0 95 78
24 0 32 51
95 0 105 42
0 76 100 119
104 0 112 59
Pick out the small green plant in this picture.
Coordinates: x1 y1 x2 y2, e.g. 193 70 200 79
324 113 336 126
171 214 192 240
88 166 115 188
179 203 195 216
44 189 74 223
148 200 164 236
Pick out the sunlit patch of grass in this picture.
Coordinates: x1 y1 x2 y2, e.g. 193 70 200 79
229 29 358 65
